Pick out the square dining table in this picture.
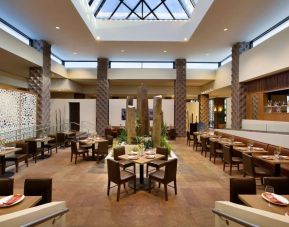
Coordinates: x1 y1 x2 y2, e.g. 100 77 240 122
254 155 289 176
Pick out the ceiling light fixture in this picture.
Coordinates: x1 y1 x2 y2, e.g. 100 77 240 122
96 36 100 40
224 28 228 31
184 37 188 41
163 50 167 53
73 52 78 55
121 50 125 53
56 26 60 30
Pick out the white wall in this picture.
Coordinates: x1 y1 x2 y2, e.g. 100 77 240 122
242 119 289 133
226 98 232 129
109 99 174 127
186 101 199 130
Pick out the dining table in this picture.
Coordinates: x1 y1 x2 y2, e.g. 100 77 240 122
0 196 42 216
254 155 289 176
233 146 268 155
118 152 165 190
238 194 289 216
0 147 22 176
209 137 246 147
26 137 54 159
79 137 108 160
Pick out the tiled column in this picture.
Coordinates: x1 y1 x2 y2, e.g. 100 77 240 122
174 59 186 137
198 94 209 130
231 42 250 129
96 58 109 135
29 40 51 126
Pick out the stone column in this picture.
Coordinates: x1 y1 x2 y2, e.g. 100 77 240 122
152 95 162 147
29 40 51 127
137 85 149 136
231 42 250 129
126 106 136 144
125 96 134 129
198 94 209 130
174 59 186 137
96 58 109 135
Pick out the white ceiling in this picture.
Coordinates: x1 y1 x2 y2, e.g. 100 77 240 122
0 0 289 62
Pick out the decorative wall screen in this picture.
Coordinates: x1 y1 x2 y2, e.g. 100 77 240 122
0 88 36 141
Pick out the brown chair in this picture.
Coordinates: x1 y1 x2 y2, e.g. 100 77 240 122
242 153 272 184
263 177 289 194
146 147 169 177
107 159 136 202
0 178 14 196
26 141 41 163
70 141 89 164
186 131 193 146
4 142 29 173
56 132 67 148
113 146 135 173
193 134 201 151
105 128 113 137
149 158 178 201
106 135 113 148
230 178 256 205
24 178 52 205
209 140 223 163
93 141 109 163
222 145 242 175
167 128 177 140
43 134 58 154
201 137 210 157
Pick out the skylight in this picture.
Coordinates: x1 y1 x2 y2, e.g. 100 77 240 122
87 0 197 20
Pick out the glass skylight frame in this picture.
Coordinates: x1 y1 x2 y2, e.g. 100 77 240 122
187 62 219 70
109 61 174 69
65 61 98 68
87 0 197 21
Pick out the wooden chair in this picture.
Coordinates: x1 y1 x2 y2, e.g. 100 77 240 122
186 131 194 146
263 177 289 194
230 178 256 205
201 137 210 157
0 178 14 196
43 134 58 154
26 141 41 163
167 128 177 140
93 141 109 163
242 153 272 184
222 145 242 175
56 132 67 148
107 159 136 202
70 141 89 164
146 147 168 177
113 146 135 173
193 134 201 151
149 158 178 201
209 140 223 163
106 135 113 148
24 178 52 205
4 141 29 173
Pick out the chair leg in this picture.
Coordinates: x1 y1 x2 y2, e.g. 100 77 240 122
174 180 177 195
164 184 168 201
117 184 120 202
70 153 73 162
148 178 151 193
75 155 77 164
123 183 126 189
25 158 28 167
158 182 161 188
107 180 110 196
213 155 216 164
146 165 149 177
133 164 135 174
134 177 136 193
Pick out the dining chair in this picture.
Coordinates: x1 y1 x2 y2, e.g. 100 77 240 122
24 178 52 205
146 147 168 177
93 141 109 163
193 134 201 151
26 141 41 163
222 145 242 175
230 178 256 205
106 135 113 148
263 177 289 194
70 141 89 164
43 134 58 154
148 158 178 201
56 132 67 148
113 146 135 173
201 137 210 157
4 141 29 173
186 131 194 146
209 140 223 163
0 178 14 196
242 153 272 184
107 159 136 202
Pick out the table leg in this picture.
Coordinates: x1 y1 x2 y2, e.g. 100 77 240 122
274 164 281 176
139 164 144 184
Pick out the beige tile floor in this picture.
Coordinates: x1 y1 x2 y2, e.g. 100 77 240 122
9 138 263 227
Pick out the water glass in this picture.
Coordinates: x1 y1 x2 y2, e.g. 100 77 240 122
265 185 274 207
274 149 281 159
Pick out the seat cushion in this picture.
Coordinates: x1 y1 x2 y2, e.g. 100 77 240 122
120 170 135 181
5 154 27 161
232 157 242 163
119 160 134 167
255 166 272 176
148 159 167 167
150 170 165 180
216 149 223 154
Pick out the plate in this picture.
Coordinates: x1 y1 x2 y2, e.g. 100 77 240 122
260 155 275 160
280 156 289 160
146 155 155 159
236 147 247 151
0 194 25 208
234 142 243 144
145 151 155 155
4 147 15 150
253 147 264 151
261 193 289 206
128 156 138 160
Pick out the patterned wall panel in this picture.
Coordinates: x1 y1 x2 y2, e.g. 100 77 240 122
231 42 250 129
29 40 51 127
198 94 209 130
96 58 109 135
252 94 259 120
174 59 186 137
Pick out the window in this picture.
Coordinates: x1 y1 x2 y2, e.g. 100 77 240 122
187 62 219 70
142 62 174 69
64 61 98 68
0 20 30 45
220 56 232 66
110 61 174 69
110 62 142 68
51 54 63 65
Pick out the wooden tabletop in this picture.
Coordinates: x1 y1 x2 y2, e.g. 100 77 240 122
0 148 21 157
209 138 245 147
238 194 289 215
26 137 54 143
79 138 107 144
254 155 289 164
118 153 165 165
0 196 42 216
234 146 268 154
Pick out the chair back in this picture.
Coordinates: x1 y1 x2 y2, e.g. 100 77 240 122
209 140 216 155
56 132 65 143
98 141 109 156
48 134 56 144
242 153 254 176
222 145 232 163
107 159 121 184
230 178 256 204
0 178 14 196
193 134 198 144
15 141 28 154
113 146 125 160
156 147 169 160
24 178 52 205
105 128 112 136
201 137 208 151
164 158 177 183
26 141 37 156
264 177 289 194
71 141 78 154
106 135 113 146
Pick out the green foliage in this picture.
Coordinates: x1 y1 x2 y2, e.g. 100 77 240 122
160 135 172 154
117 128 127 143
161 123 168 137
143 138 153 149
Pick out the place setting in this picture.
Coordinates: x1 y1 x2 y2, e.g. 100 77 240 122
0 194 25 208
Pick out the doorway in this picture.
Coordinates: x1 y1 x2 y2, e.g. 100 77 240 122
69 102 80 131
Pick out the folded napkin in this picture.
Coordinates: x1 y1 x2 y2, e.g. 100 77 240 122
263 193 288 205
0 194 23 207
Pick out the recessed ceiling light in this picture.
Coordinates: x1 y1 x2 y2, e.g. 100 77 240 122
73 52 78 55
184 37 188 41
224 28 228 31
206 53 210 56
56 26 60 30
96 36 100 40
121 49 125 53
163 50 167 53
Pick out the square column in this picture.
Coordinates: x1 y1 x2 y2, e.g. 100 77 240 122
96 58 109 135
198 94 209 130
174 59 186 137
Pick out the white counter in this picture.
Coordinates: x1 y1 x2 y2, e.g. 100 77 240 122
242 119 289 133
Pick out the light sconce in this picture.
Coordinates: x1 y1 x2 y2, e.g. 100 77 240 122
214 107 217 112
218 107 223 112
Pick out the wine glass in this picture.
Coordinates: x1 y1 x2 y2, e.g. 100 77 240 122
265 185 274 207
274 149 281 159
